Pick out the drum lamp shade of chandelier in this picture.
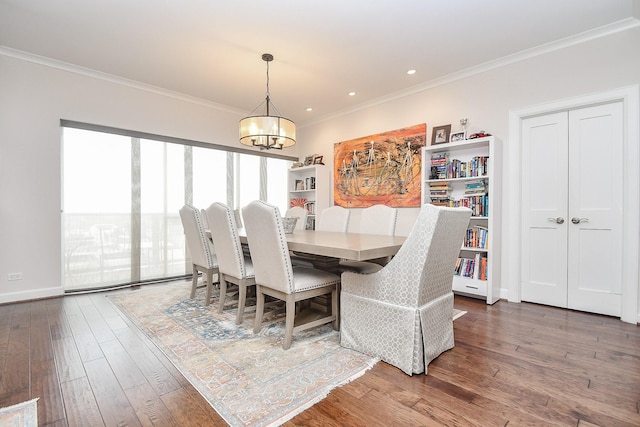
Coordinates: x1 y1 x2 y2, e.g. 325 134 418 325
239 53 296 150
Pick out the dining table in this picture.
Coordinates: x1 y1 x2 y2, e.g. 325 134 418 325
244 229 405 261
207 228 406 267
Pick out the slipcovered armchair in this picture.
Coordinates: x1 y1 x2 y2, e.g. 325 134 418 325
340 204 471 375
206 202 256 324
243 200 340 350
179 205 219 305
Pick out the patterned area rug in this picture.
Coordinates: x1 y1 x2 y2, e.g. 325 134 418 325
109 282 376 427
0 398 38 427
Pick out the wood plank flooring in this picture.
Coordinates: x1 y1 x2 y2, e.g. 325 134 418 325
0 283 638 426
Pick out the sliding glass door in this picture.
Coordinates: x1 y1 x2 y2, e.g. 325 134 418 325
62 125 291 292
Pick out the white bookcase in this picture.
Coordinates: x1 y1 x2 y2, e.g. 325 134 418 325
287 165 330 230
421 136 501 304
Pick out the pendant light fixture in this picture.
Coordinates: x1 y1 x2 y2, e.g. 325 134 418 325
239 53 296 150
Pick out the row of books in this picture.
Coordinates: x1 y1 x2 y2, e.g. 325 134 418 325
464 225 488 249
427 181 488 217
304 201 316 215
454 253 488 280
458 195 489 217
293 176 316 191
429 152 489 179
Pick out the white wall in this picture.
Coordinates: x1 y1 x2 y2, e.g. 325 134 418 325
0 52 302 303
1 24 639 310
299 25 640 317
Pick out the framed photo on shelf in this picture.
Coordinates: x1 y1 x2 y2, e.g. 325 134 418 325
303 155 314 166
450 131 466 142
313 155 324 165
432 124 451 145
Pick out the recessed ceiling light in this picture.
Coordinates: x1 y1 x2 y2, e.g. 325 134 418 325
348 91 356 96
306 107 313 112
407 69 416 75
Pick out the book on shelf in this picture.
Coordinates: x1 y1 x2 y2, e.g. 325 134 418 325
304 201 316 215
464 225 488 249
454 253 488 281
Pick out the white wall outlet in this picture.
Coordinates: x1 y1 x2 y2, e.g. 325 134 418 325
8 273 22 281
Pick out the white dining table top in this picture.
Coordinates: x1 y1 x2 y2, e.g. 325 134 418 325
210 229 406 261
275 230 406 261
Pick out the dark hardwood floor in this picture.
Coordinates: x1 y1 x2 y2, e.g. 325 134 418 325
1 283 638 426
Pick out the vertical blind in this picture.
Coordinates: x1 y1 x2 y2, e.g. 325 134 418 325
61 123 293 292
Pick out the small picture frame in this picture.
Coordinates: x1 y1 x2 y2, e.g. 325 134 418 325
313 155 324 165
450 131 466 143
432 124 451 145
303 155 314 166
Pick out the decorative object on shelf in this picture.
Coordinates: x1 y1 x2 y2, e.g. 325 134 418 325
460 117 468 133
303 154 315 166
291 162 303 168
450 131 466 142
281 217 298 234
431 124 451 145
313 155 324 165
333 123 426 208
469 131 492 139
290 197 307 207
239 53 296 150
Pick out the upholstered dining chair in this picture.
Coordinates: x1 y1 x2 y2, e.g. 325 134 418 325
339 204 398 274
206 202 256 324
179 205 219 306
316 205 350 232
340 204 471 375
284 206 308 231
242 200 340 350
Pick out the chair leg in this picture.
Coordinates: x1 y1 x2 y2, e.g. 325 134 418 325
205 269 213 306
283 294 296 350
218 275 227 313
253 285 265 334
331 287 339 330
235 279 247 325
190 265 198 299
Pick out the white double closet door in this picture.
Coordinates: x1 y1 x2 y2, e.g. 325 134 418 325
520 102 623 316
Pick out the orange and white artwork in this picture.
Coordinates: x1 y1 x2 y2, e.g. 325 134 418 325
333 124 426 208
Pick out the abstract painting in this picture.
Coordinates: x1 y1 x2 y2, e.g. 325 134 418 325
334 124 427 208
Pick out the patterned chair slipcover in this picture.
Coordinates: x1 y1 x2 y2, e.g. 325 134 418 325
179 205 219 306
340 204 471 375
206 202 256 324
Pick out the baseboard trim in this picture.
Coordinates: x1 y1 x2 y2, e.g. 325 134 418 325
0 287 64 305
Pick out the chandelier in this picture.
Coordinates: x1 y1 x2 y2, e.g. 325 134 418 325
239 53 296 150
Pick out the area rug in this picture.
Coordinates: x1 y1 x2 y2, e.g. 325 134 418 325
0 398 38 427
109 282 377 427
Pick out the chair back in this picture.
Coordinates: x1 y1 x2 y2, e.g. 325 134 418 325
179 205 216 269
206 202 248 279
285 206 308 231
242 200 294 294
360 204 397 235
378 204 471 306
317 206 350 232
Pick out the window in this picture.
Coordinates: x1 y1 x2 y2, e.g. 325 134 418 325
62 123 293 291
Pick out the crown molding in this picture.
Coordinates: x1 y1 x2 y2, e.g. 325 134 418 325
302 17 640 128
0 45 246 116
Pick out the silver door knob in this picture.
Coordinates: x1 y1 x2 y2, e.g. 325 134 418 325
571 217 589 224
547 217 565 224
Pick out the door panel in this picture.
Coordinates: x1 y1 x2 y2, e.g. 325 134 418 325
520 112 568 307
567 103 623 316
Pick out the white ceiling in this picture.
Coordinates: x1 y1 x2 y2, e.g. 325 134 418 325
1 0 637 126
